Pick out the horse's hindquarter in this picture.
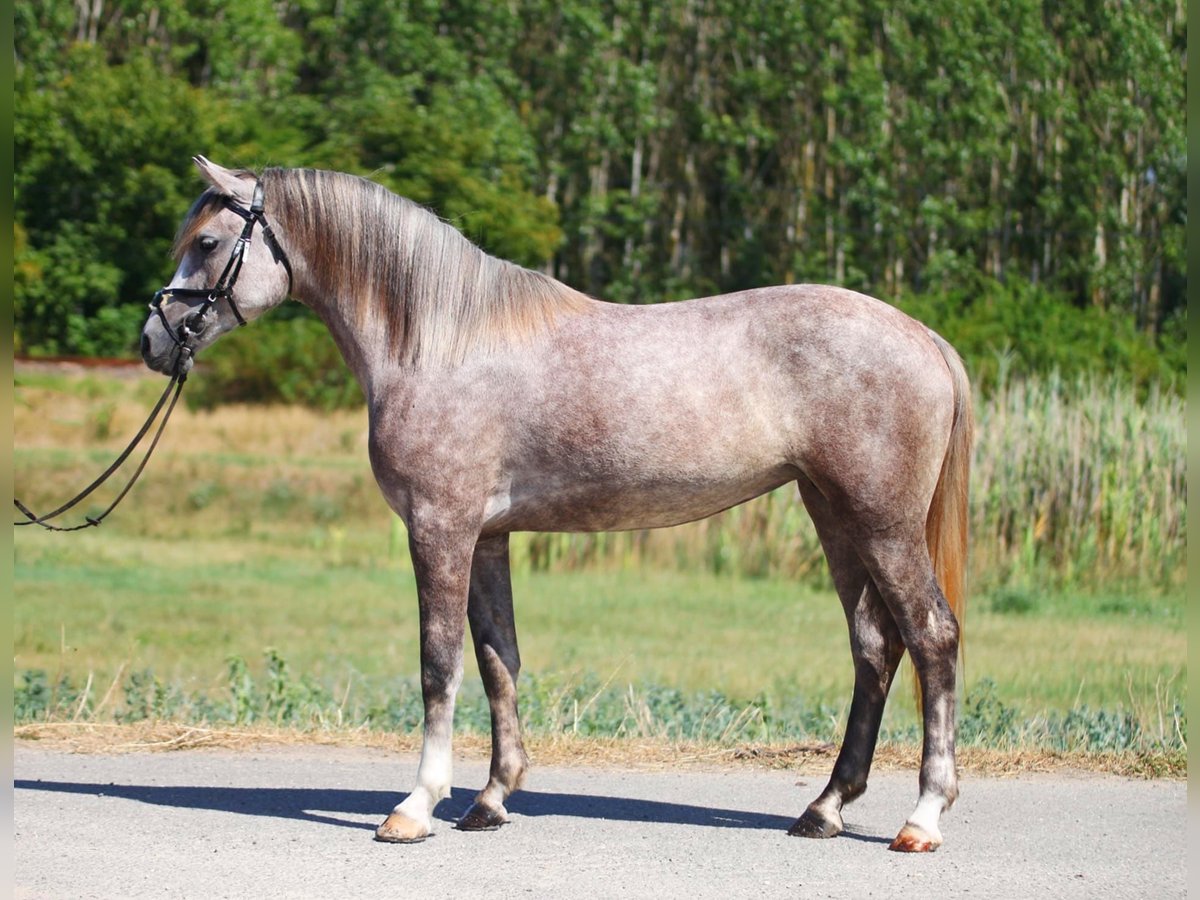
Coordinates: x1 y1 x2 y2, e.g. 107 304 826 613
373 285 956 535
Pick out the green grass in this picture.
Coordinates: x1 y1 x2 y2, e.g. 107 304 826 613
14 526 1185 749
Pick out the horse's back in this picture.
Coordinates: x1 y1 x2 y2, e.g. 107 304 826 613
540 283 956 453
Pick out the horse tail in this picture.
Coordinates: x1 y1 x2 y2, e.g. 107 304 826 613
914 331 973 708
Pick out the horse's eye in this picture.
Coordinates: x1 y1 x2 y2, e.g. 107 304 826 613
199 236 219 254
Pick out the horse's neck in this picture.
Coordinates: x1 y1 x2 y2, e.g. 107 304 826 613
278 183 592 397
294 291 384 400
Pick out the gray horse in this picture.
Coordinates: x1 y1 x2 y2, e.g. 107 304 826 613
142 158 972 852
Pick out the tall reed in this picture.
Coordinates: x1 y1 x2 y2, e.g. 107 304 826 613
969 371 1185 591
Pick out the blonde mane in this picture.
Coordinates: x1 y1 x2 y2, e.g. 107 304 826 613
255 167 591 368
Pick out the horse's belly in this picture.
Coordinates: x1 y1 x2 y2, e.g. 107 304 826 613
480 466 796 534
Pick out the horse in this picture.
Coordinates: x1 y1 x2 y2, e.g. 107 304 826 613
142 157 972 853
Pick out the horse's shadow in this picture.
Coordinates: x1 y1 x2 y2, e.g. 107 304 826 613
14 778 889 843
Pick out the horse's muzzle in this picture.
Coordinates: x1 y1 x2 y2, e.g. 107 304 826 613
141 326 193 377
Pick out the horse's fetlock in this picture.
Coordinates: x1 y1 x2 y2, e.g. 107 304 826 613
494 748 528 790
494 762 522 788
943 781 960 809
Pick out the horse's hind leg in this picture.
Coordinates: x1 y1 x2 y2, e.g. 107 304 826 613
457 534 530 831
789 479 906 840
858 531 960 852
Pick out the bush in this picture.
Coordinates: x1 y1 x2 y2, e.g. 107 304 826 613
898 279 1185 394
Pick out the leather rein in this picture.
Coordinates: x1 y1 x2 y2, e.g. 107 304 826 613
14 181 292 532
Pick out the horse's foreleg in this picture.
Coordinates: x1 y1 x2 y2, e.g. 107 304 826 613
376 525 475 843
862 535 960 853
790 482 905 840
458 533 529 831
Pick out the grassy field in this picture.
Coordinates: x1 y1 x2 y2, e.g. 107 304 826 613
13 366 1186 758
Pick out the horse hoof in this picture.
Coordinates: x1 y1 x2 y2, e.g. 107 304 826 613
788 808 842 839
888 823 941 853
375 811 430 843
457 802 508 832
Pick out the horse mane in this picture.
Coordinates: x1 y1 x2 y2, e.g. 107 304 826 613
253 167 591 368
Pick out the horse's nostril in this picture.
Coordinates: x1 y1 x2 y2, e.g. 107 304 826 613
141 332 151 358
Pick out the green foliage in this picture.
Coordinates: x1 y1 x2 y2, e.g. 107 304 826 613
314 76 562 266
118 669 187 722
264 648 333 724
14 663 1185 754
988 587 1037 616
186 481 226 511
14 670 54 721
957 678 1184 753
957 679 1021 746
899 280 1185 393
226 656 256 725
14 0 1185 389
15 43 253 356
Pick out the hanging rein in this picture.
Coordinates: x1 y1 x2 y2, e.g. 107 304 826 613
13 181 291 532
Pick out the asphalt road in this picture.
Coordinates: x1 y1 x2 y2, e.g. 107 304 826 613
14 744 1185 899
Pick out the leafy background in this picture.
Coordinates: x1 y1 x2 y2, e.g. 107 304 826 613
14 0 1186 400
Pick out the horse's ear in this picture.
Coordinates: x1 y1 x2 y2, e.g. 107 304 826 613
192 155 252 203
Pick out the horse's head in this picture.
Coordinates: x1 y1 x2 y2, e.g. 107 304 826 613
141 156 293 376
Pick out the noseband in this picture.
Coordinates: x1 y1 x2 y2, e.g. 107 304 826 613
150 180 293 357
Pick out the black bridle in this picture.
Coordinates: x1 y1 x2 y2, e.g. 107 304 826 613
14 180 292 532
150 180 293 352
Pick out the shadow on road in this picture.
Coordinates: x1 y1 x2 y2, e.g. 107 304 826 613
16 779 815 835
